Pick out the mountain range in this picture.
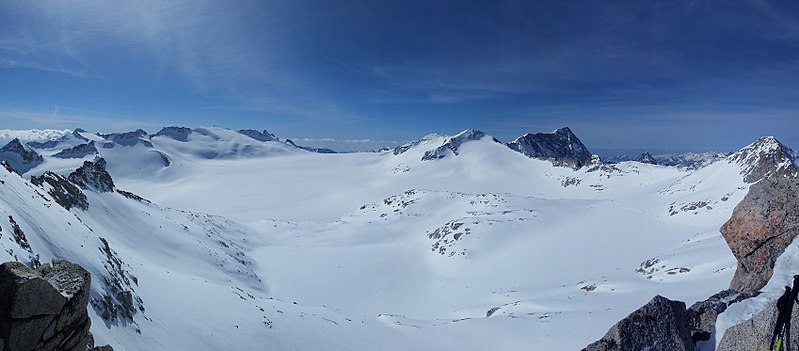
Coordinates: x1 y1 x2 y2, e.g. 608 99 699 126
0 126 796 350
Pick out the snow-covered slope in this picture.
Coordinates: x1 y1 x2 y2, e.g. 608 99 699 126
0 126 786 350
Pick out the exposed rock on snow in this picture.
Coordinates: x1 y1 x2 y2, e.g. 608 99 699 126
716 295 799 351
238 129 278 142
722 174 799 292
582 295 694 351
31 171 90 210
728 136 798 183
0 259 95 351
27 129 89 149
507 127 592 169
635 152 657 164
100 129 152 148
686 289 757 343
421 129 499 161
0 138 44 174
68 158 116 193
154 126 193 142
52 141 99 159
392 133 444 155
285 139 337 153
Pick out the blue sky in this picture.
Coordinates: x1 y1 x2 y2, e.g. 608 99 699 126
1 0 799 152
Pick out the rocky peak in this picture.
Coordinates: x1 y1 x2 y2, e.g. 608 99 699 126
101 129 152 147
238 129 278 142
635 152 657 164
154 126 193 142
68 157 116 192
507 127 592 169
0 138 44 174
728 136 798 183
421 129 499 161
52 141 98 159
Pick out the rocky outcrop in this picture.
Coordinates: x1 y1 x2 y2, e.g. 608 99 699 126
285 139 336 154
100 129 152 147
52 141 99 159
721 174 799 292
635 152 657 164
31 171 90 211
0 260 95 351
68 158 116 193
421 129 500 161
507 127 592 169
0 139 44 174
686 289 757 343
392 134 444 155
582 295 694 351
154 126 193 142
238 129 278 142
716 296 798 351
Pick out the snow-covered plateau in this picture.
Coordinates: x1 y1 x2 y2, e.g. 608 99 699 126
0 126 796 350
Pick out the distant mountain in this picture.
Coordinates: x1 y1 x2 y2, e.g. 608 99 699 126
27 129 89 149
52 141 99 159
0 138 44 173
604 151 731 169
99 129 152 147
421 129 500 161
285 139 336 154
154 127 193 142
506 127 592 169
635 152 657 164
392 134 445 155
238 129 279 142
728 136 798 183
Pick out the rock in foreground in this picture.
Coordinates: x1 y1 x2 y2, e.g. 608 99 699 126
582 295 694 351
0 259 110 351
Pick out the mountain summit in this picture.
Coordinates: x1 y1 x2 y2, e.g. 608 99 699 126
728 136 798 183
506 127 592 169
0 138 44 173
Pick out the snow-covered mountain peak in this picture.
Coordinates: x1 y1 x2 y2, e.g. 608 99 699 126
392 133 447 155
421 128 500 161
506 126 592 169
728 136 798 183
0 138 44 173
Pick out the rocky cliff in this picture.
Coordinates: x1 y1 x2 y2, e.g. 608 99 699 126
0 259 112 351
721 174 799 292
506 127 592 169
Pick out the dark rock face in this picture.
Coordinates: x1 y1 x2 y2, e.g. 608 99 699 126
716 296 799 351
154 126 193 142
721 175 799 292
0 139 44 174
392 134 444 155
0 260 92 351
582 295 694 351
421 129 499 161
285 139 336 154
635 152 657 164
686 289 757 343
238 129 278 142
100 129 152 147
68 158 116 193
507 127 592 169
31 172 90 211
728 136 798 183
52 141 98 159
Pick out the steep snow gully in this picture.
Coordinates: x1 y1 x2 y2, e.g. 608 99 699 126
0 126 796 350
